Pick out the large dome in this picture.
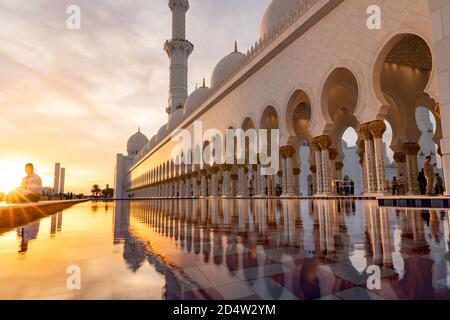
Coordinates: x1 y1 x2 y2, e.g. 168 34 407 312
260 0 300 39
127 129 148 156
184 82 210 116
210 45 245 89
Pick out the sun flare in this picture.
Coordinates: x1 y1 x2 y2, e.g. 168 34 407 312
0 159 25 194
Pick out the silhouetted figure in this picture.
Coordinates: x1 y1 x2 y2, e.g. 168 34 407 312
350 180 355 196
418 169 427 195
392 176 400 195
435 173 444 195
275 184 282 197
6 163 42 204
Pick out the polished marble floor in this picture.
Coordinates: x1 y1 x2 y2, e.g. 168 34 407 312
0 199 449 300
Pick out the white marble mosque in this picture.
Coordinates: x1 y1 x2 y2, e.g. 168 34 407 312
115 0 450 199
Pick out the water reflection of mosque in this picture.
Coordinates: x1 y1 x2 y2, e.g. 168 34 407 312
114 200 450 300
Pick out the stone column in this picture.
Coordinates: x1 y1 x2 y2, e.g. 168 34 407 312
251 164 257 197
200 169 207 198
185 173 192 198
210 166 219 197
402 142 421 195
393 152 407 194
358 141 368 194
359 123 377 194
311 138 323 194
293 168 300 196
329 148 338 193
256 164 266 197
237 165 245 197
191 172 198 198
310 165 317 195
318 135 333 194
335 162 344 180
178 177 184 198
222 164 232 198
231 174 238 197
369 120 388 194
280 145 296 197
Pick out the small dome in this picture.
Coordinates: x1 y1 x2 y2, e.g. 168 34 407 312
157 124 168 141
127 129 148 156
260 0 300 39
184 81 210 116
210 43 245 89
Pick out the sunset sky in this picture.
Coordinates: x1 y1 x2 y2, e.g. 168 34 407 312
0 0 271 194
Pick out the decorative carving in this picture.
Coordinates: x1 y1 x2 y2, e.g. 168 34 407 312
311 137 321 152
359 123 372 141
335 162 344 171
317 135 332 150
329 148 338 160
310 165 317 173
369 120 387 139
293 168 301 176
280 145 296 158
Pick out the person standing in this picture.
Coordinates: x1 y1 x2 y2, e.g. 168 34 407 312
424 156 436 196
435 173 444 195
418 169 427 195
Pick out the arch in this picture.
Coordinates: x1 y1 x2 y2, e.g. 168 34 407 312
320 67 360 136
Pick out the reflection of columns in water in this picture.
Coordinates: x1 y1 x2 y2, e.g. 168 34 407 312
255 200 267 235
365 203 382 265
378 207 393 267
57 211 63 231
237 200 248 232
50 214 57 236
402 143 421 195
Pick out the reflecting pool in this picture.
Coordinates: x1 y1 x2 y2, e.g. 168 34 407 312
0 199 450 300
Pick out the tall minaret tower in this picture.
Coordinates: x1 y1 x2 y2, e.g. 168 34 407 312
164 0 193 117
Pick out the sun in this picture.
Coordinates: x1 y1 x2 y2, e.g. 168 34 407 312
0 159 25 194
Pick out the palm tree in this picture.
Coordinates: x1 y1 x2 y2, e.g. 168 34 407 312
91 184 101 197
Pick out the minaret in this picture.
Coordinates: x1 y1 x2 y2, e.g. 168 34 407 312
164 0 193 117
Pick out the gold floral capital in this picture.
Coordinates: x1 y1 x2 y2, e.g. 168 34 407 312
317 135 332 150
359 123 372 141
369 120 387 139
280 145 296 158
329 148 338 160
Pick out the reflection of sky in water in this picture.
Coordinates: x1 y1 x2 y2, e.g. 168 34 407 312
0 200 450 300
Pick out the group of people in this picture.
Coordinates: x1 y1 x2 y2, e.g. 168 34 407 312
392 156 444 196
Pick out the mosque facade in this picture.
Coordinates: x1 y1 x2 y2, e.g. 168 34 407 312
115 0 450 199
